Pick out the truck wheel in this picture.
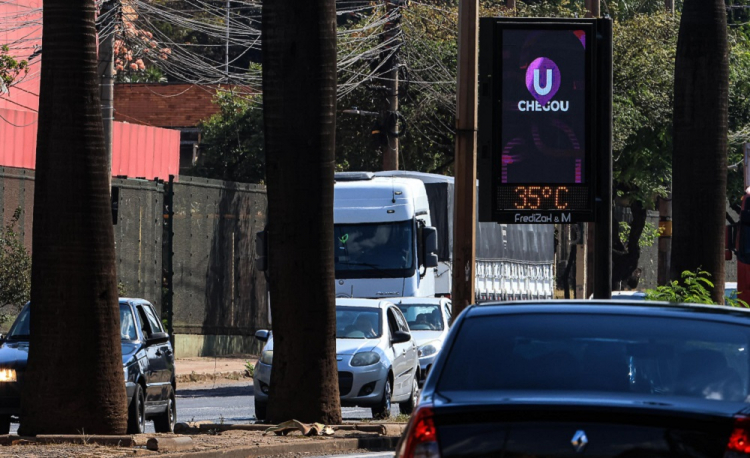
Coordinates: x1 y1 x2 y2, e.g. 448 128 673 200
371 378 392 420
399 377 419 415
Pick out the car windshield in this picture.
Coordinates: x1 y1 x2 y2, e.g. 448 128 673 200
334 221 414 279
336 307 382 339
7 304 139 341
437 313 750 403
397 304 443 331
7 305 29 339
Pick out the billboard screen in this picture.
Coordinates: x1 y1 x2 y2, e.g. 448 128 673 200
479 19 598 223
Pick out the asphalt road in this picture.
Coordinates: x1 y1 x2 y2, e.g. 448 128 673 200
8 380 399 434
175 381 402 424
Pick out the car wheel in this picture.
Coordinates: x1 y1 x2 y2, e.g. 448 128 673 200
399 376 419 415
153 390 176 433
371 377 392 420
254 399 267 421
0 415 10 434
127 384 146 434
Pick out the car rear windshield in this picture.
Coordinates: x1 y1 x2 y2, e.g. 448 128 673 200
437 313 750 403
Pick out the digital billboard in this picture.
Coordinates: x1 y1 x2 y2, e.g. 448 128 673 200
478 19 602 224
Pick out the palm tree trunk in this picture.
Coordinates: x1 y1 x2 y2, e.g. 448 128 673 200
262 0 342 423
19 0 127 435
671 0 729 303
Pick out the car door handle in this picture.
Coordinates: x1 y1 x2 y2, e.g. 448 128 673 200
402 349 406 355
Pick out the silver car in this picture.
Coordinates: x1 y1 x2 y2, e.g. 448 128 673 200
394 297 452 385
253 298 420 420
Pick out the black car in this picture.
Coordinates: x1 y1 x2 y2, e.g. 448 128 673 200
0 298 175 434
397 301 750 458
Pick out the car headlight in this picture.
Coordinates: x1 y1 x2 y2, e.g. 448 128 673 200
0 368 16 382
351 351 380 367
261 350 273 365
418 344 438 358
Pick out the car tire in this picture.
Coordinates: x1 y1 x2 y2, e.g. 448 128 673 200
127 384 146 434
399 376 419 415
153 390 176 433
371 377 392 420
255 399 267 421
0 415 10 434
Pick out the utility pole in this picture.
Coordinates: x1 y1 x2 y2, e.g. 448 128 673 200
225 0 230 79
98 0 116 188
452 0 478 315
666 0 674 15
657 195 673 285
506 0 515 9
585 0 600 18
381 0 401 171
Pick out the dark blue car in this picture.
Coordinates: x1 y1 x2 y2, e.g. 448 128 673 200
0 298 175 434
397 300 750 458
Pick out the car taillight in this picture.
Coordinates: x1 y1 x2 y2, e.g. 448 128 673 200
727 416 750 455
397 404 440 458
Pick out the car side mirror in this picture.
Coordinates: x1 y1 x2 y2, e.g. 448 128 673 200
146 331 169 345
391 330 411 344
255 330 270 342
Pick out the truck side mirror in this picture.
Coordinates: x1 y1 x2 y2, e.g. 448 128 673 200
421 227 438 268
255 330 270 342
256 230 268 272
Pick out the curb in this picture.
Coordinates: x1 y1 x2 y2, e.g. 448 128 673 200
157 436 400 458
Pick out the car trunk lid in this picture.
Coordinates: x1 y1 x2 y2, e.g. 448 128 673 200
432 395 741 458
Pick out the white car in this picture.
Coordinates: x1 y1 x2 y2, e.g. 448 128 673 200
253 298 420 420
393 297 452 385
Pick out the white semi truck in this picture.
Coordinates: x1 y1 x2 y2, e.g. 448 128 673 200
334 171 555 301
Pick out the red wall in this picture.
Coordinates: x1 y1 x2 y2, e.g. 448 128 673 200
0 108 180 180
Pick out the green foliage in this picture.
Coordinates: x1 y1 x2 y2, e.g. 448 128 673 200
0 45 28 92
0 208 31 310
645 269 749 307
645 269 715 304
244 360 255 377
193 90 265 183
117 281 128 297
619 221 661 248
116 66 167 83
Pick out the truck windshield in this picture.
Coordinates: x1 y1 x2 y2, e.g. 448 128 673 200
334 220 415 279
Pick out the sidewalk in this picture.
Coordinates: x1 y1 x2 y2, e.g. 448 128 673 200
175 355 257 385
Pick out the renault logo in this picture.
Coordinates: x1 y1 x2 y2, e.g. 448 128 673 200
571 430 588 453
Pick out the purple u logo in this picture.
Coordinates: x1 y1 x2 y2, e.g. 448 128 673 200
526 57 561 106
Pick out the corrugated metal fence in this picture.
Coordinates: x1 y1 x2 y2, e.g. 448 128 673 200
0 168 269 356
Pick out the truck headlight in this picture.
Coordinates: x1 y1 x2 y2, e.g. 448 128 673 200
261 350 273 365
418 344 438 358
351 351 380 367
0 368 16 382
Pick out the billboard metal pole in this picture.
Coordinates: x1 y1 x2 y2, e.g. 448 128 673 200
593 18 613 299
452 0 478 315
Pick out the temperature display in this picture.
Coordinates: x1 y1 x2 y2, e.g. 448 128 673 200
497 186 590 211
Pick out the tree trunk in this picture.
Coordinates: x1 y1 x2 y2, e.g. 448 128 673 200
19 0 127 435
612 202 647 290
262 0 342 423
671 0 729 303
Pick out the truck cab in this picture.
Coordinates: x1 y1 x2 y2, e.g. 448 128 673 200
334 172 438 299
